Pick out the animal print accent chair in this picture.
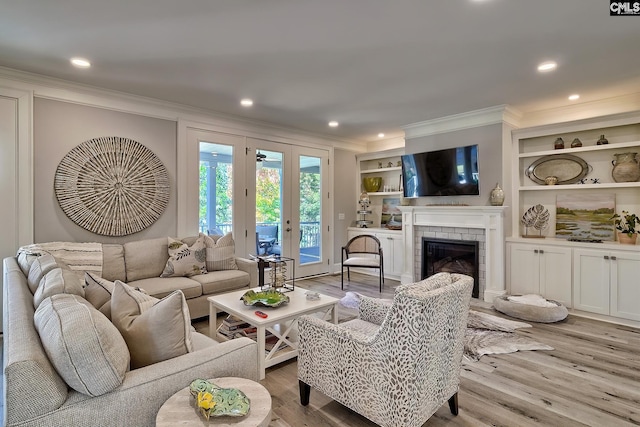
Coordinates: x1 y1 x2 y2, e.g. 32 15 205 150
297 272 473 427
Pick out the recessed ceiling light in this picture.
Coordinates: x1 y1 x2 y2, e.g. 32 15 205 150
328 121 339 127
568 94 580 101
378 133 385 138
240 99 253 107
70 57 91 68
537 61 557 72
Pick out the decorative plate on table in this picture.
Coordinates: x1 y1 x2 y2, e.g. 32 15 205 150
241 290 290 307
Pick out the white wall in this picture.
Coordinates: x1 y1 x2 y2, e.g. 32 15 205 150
34 98 178 243
333 148 358 261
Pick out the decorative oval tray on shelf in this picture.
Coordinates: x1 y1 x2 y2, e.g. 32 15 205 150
241 290 290 307
525 154 590 185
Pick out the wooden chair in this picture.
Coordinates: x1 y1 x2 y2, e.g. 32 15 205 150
341 234 384 292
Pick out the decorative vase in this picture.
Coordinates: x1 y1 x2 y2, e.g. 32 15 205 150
571 138 582 148
544 176 558 185
597 134 608 145
611 152 640 183
554 137 565 150
362 177 382 192
489 183 505 206
617 232 638 245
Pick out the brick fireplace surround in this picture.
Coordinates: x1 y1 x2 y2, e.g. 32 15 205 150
399 206 507 302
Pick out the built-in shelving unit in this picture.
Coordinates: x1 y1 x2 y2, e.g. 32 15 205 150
509 111 640 326
356 148 405 227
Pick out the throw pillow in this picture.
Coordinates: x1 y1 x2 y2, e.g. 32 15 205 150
27 254 59 294
17 251 39 276
111 280 193 369
205 232 238 271
33 267 85 309
160 235 207 277
34 293 130 397
84 272 116 320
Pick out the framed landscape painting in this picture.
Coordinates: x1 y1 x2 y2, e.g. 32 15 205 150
555 194 615 241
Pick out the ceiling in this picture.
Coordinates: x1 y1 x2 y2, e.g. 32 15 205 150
2 1 640 143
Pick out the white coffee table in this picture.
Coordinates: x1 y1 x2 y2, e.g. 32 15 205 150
208 287 339 380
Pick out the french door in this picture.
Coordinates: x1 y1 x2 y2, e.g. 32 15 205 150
247 138 329 278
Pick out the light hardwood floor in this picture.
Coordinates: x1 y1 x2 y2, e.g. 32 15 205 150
195 273 640 427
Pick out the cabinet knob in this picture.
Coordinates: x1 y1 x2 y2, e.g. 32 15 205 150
539 249 544 254
611 256 617 261
604 255 609 260
534 249 539 254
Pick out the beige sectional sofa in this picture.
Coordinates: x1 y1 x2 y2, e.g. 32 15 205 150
2 235 260 427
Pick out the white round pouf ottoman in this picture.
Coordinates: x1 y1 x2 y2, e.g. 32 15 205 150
494 294 568 323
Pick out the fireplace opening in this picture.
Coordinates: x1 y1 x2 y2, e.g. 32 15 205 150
421 237 479 298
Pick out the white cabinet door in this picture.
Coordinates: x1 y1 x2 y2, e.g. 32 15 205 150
507 243 541 296
573 249 610 315
508 243 572 307
345 228 403 280
539 246 572 308
377 231 403 279
610 251 640 321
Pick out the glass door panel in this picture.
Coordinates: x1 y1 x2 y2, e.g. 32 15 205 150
299 155 322 266
199 142 234 235
256 149 283 257
247 140 329 278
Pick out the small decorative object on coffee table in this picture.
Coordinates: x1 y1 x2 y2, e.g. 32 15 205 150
241 289 290 307
554 137 565 149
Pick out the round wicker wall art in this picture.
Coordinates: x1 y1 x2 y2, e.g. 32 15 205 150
54 136 170 236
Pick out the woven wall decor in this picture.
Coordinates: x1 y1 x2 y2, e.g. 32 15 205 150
54 136 170 236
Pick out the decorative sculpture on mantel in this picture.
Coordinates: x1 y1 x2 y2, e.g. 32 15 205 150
54 136 170 236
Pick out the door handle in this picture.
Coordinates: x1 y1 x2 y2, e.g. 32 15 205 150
539 249 544 254
534 249 538 254
611 256 617 260
286 227 292 232
604 255 609 260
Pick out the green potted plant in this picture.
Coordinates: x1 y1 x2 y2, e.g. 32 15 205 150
610 210 639 244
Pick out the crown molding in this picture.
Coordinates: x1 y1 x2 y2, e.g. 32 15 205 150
0 66 366 152
517 92 640 129
402 105 522 139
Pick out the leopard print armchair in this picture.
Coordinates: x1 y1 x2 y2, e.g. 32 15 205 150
297 272 473 427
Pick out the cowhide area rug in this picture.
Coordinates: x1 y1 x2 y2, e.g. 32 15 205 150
338 292 554 362
464 309 553 361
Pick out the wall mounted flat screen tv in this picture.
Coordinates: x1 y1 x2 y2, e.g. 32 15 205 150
401 145 479 197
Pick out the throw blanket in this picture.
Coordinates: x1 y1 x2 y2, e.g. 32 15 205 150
18 242 103 277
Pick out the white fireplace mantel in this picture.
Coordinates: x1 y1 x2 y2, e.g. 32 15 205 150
399 206 507 302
